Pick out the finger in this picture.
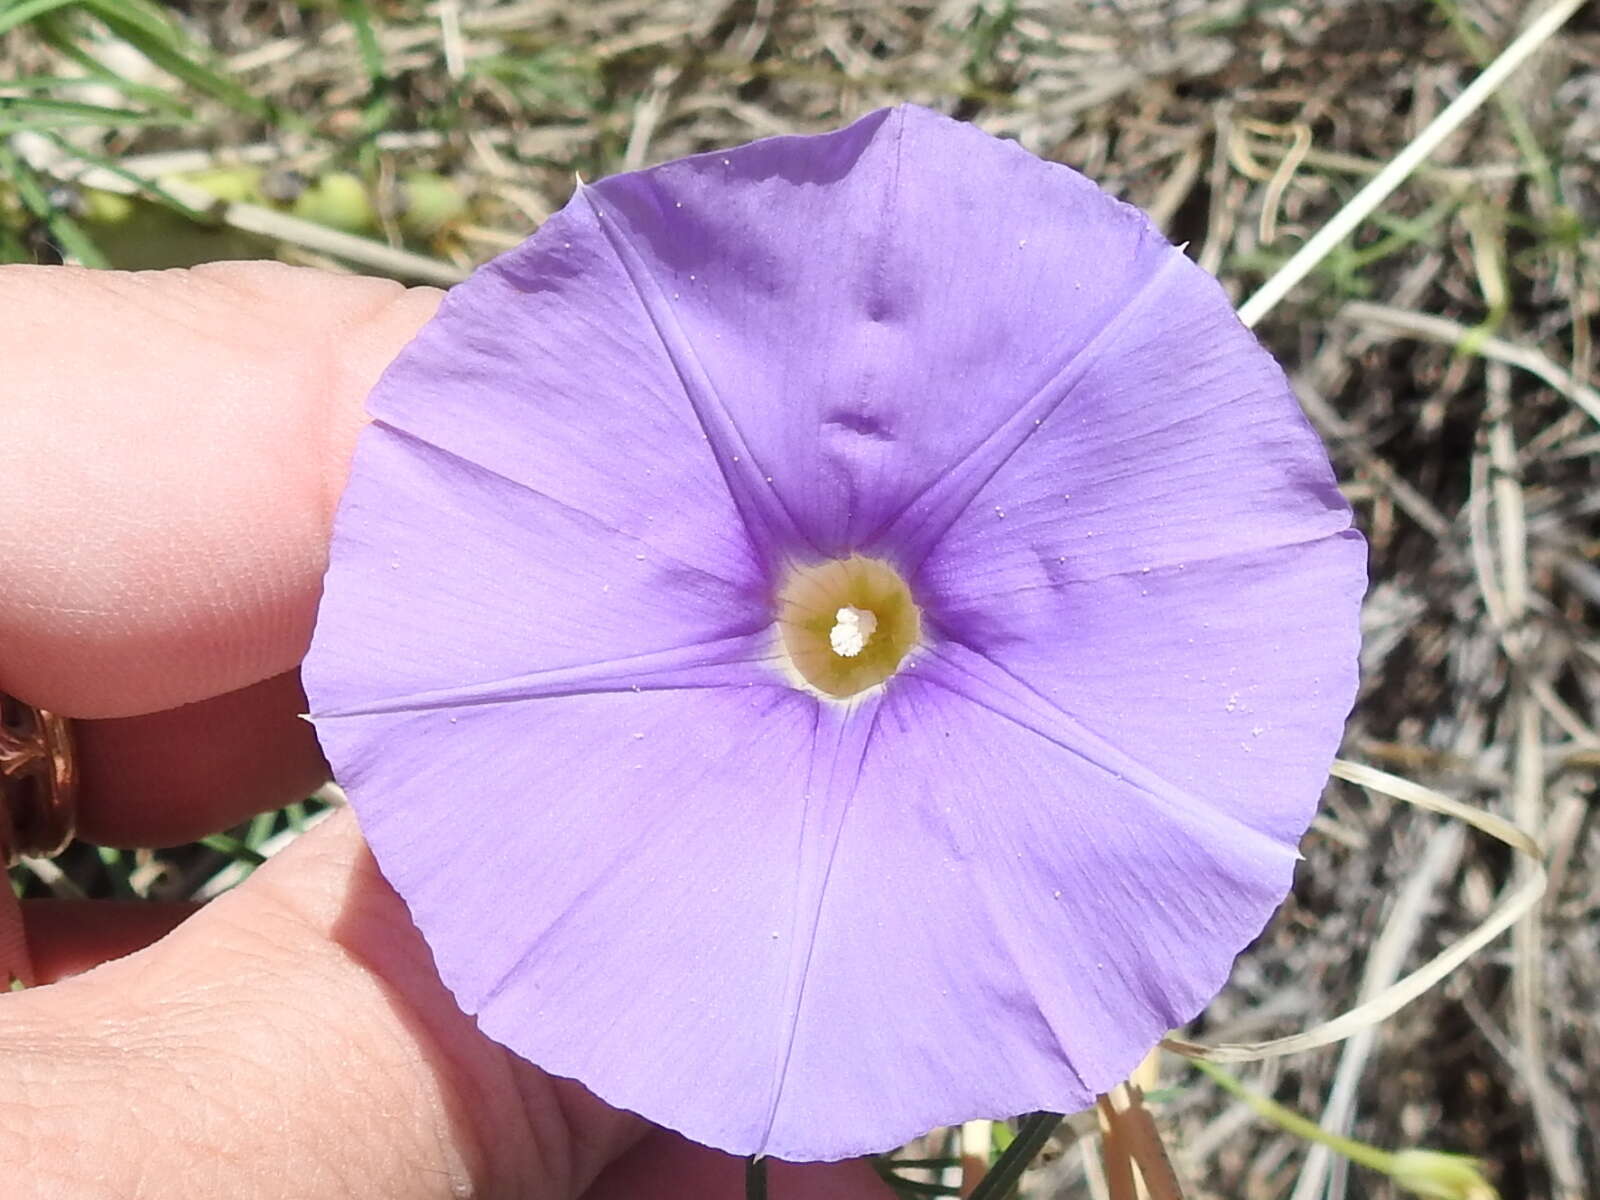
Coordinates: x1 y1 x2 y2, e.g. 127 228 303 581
0 810 645 1198
74 670 327 847
0 261 441 719
583 1131 897 1200
20 899 195 984
0 884 29 989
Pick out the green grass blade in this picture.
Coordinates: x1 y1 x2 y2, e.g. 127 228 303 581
0 142 108 265
0 95 187 133
80 0 270 119
966 1112 1063 1200
244 808 279 850
744 1156 767 1200
96 846 138 899
878 1175 960 1197
35 132 212 222
29 9 193 115
200 833 268 867
1 73 175 105
340 0 385 86
0 0 82 37
338 0 395 135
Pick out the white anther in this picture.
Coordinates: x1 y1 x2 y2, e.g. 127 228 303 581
829 606 878 658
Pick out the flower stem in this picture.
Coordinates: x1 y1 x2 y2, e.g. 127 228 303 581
745 1154 768 1200
967 1111 1063 1200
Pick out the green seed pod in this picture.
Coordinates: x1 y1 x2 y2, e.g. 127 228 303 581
291 172 375 233
182 166 265 204
398 172 466 238
1388 1150 1498 1200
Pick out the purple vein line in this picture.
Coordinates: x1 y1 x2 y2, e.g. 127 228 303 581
371 420 757 590
312 631 782 719
578 182 815 558
917 639 1295 857
757 695 881 1154
875 249 1186 570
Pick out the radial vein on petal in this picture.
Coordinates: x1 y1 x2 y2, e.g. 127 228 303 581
313 630 783 719
976 526 1356 594
918 640 1296 859
877 248 1186 569
757 696 881 1153
967 855 1096 1096
578 182 814 558
372 420 757 589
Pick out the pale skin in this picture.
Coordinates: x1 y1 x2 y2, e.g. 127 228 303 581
0 262 895 1200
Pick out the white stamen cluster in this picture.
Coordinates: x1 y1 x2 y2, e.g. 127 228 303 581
829 605 878 658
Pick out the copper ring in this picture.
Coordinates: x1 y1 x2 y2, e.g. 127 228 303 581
0 692 78 866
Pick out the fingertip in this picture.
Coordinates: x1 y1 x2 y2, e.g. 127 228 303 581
0 263 442 717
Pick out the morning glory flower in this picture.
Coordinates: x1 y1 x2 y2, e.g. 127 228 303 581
304 104 1364 1161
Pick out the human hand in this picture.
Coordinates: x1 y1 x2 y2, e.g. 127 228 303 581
0 262 894 1200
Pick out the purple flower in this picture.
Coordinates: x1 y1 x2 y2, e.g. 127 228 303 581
305 105 1364 1161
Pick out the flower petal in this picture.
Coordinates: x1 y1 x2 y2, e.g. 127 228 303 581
341 185 773 626
584 105 1175 559
315 687 882 1159
306 419 772 716
758 660 1298 1159
912 250 1364 842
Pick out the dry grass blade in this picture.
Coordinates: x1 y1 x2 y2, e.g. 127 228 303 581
1096 1095 1139 1200
1097 1084 1186 1200
1288 821 1468 1200
1164 758 1545 1064
1341 301 1600 430
1481 352 1585 1198
1236 0 1589 328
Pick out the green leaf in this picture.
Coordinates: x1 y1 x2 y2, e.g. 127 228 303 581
0 0 83 38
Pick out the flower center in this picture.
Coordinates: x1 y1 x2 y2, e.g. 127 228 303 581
776 555 921 698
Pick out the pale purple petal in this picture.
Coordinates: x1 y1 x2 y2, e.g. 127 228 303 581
314 688 877 1159
346 182 770 610
762 652 1298 1158
911 253 1364 843
306 406 772 717
584 105 1174 558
